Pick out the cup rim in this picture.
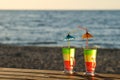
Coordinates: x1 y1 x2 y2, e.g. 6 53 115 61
83 48 97 50
62 47 75 49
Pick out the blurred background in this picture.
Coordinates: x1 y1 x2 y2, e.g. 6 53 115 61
0 10 120 48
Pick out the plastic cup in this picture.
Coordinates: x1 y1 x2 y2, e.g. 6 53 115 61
84 49 97 76
62 48 75 74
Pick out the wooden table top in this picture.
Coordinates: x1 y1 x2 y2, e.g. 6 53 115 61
0 67 119 80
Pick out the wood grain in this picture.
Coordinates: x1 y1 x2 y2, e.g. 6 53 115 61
0 68 119 80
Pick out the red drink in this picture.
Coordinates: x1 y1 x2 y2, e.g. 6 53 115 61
85 62 96 72
64 60 75 71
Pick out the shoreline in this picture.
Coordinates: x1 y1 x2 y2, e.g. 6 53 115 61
0 44 119 74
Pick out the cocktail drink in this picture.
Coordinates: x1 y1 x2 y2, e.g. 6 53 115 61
62 48 75 74
78 26 97 76
62 33 75 74
84 49 97 76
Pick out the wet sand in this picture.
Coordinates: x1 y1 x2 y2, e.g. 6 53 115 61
0 44 119 74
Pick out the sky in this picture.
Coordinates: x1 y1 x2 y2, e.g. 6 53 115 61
0 0 120 10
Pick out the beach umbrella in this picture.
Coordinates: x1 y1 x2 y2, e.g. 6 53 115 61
82 32 93 39
64 33 75 48
82 31 93 48
78 26 93 48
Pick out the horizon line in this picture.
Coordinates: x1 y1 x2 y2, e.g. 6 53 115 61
0 9 120 11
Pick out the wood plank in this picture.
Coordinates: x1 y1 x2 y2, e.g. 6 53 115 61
0 68 84 80
0 72 81 80
0 68 119 80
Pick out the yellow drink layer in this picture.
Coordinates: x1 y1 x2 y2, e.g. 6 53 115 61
63 54 70 60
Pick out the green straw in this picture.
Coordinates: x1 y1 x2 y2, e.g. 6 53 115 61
67 40 70 48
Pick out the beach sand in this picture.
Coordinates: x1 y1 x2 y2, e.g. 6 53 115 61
0 44 119 74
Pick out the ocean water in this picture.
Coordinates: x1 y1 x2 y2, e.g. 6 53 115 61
0 10 120 48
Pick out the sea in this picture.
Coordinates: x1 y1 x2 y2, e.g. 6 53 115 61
0 10 120 48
